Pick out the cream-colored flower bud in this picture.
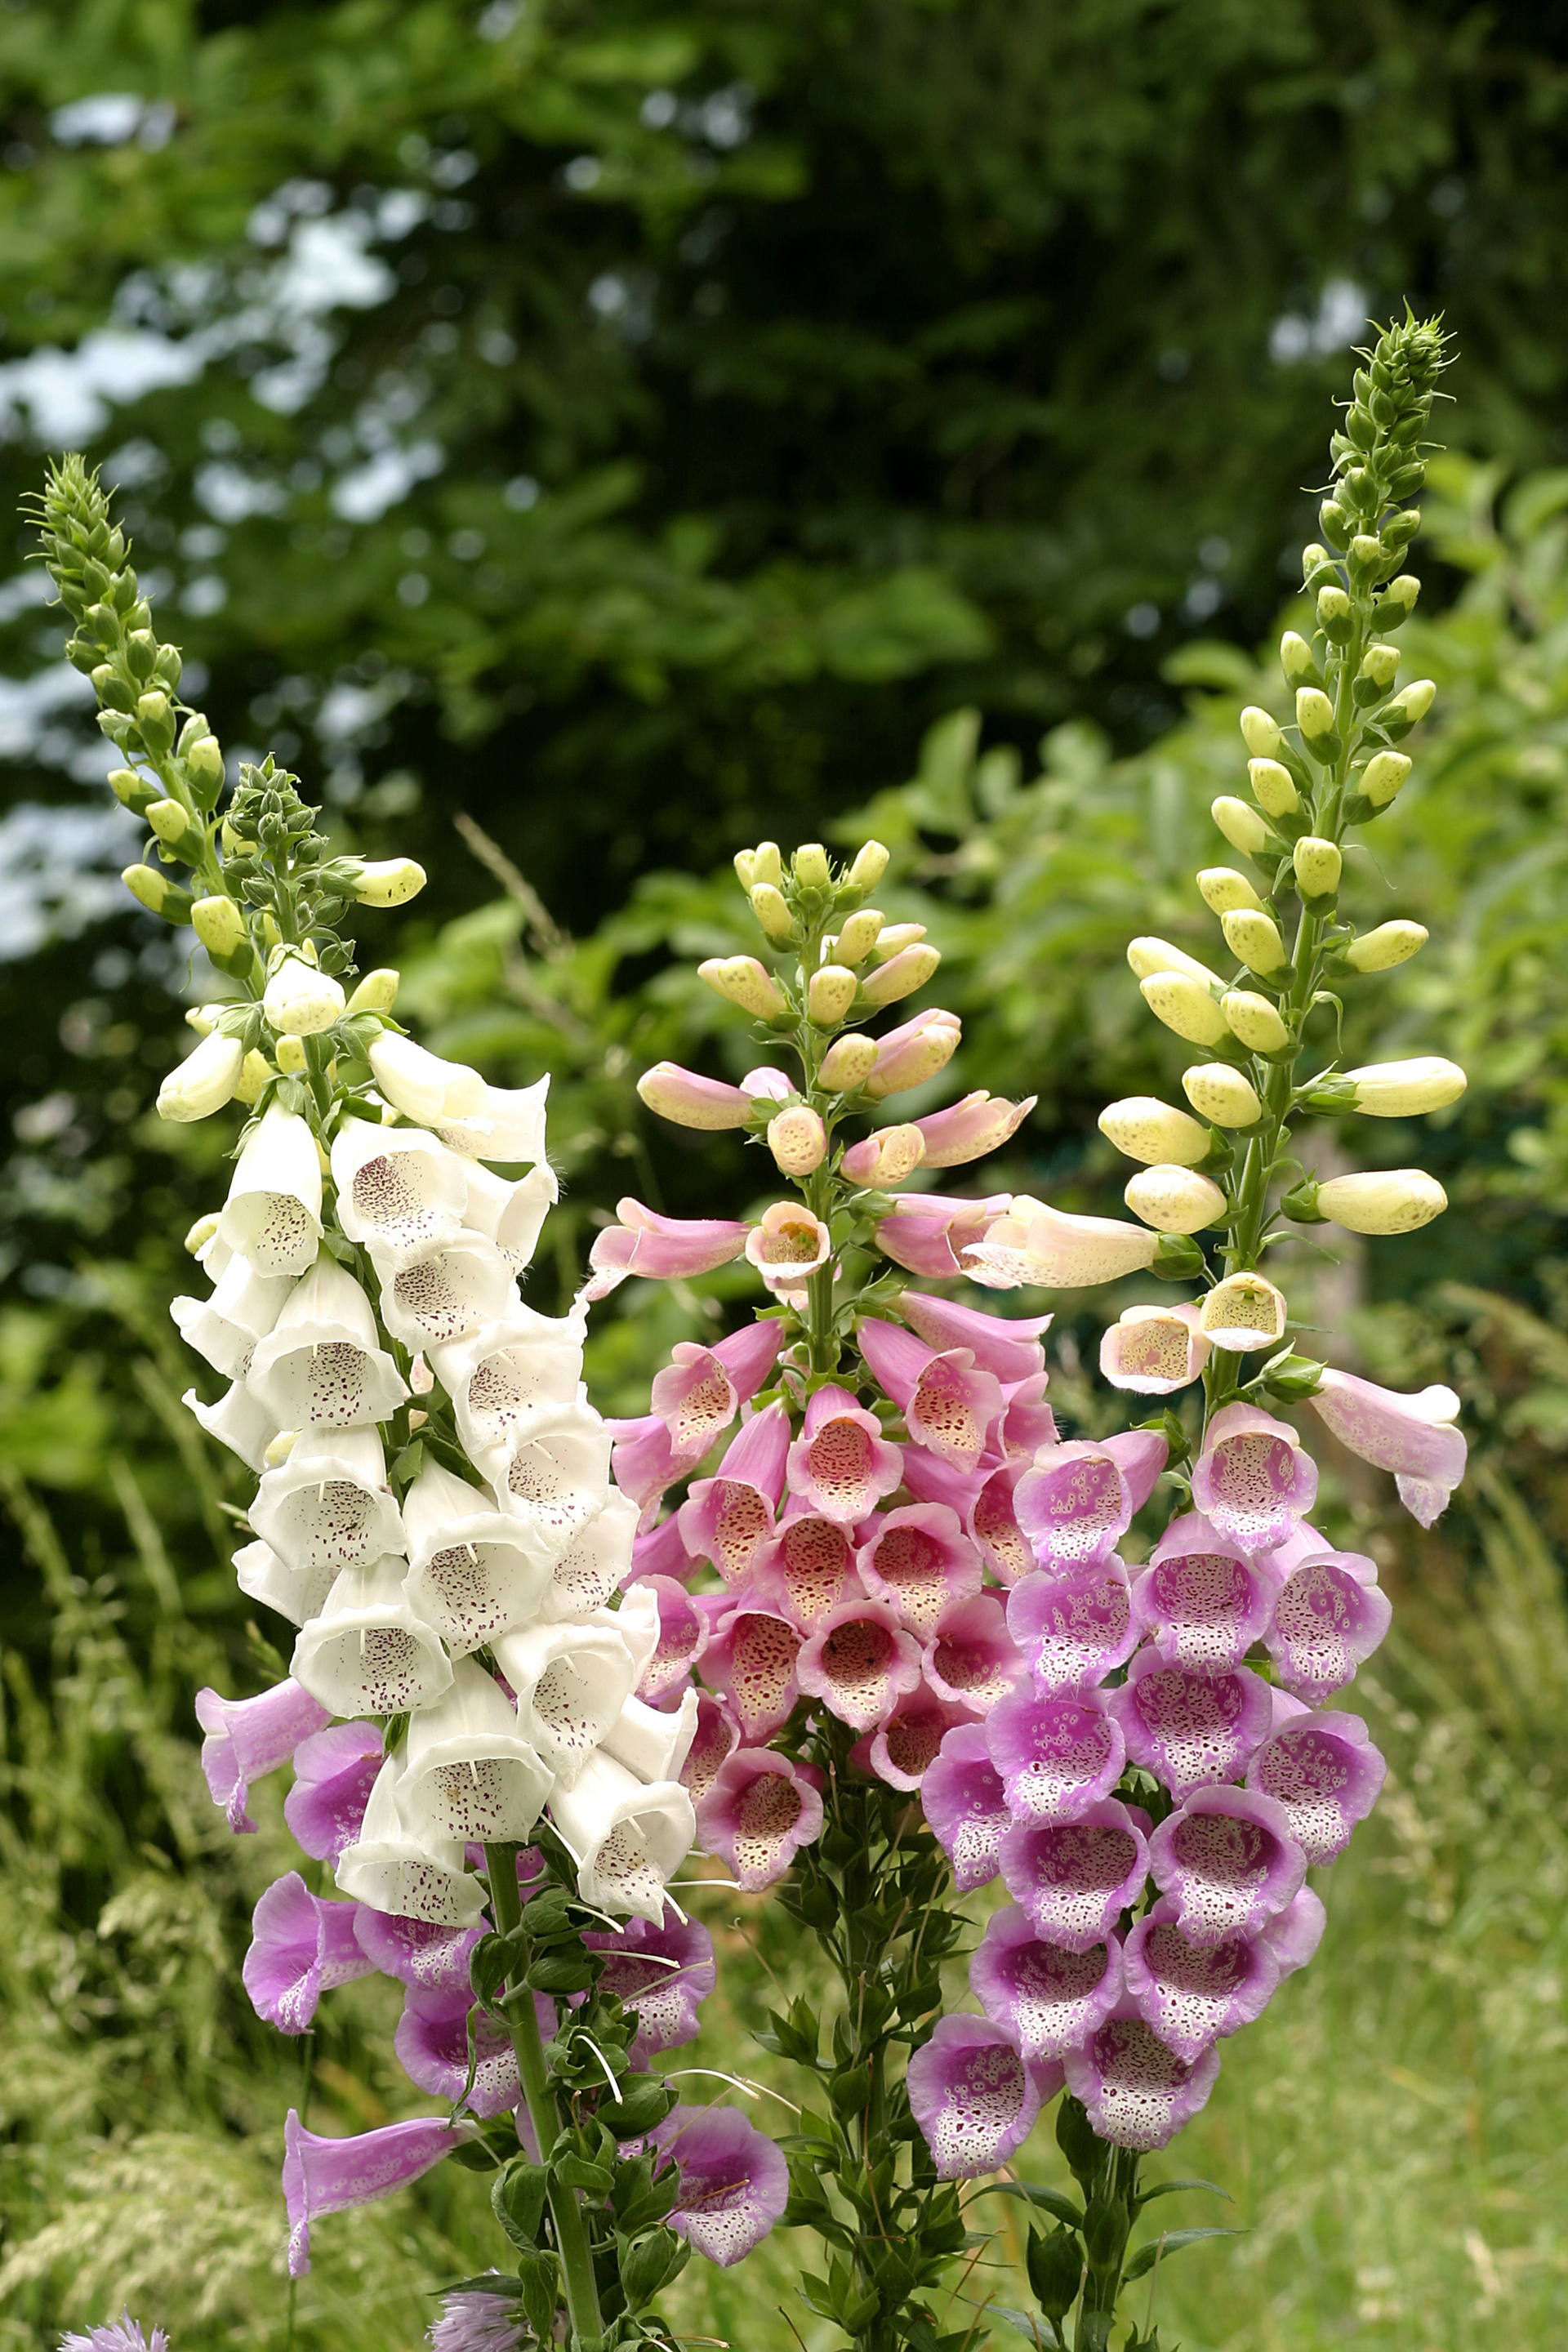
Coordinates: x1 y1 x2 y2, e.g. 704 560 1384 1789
275 1035 309 1074
1098 1096 1212 1167
1126 937 1223 988
1220 991 1290 1054
1389 679 1435 724
840 1123 925 1186
1316 584 1351 630
860 943 940 1007
185 1003 221 1036
145 797 191 847
767 1104 829 1177
1197 867 1266 916
1343 920 1428 973
751 882 795 942
191 895 246 959
1315 1169 1447 1234
873 922 928 960
264 954 346 1036
1344 1057 1467 1116
1292 836 1342 898
345 969 400 1016
1140 972 1231 1047
1240 706 1281 757
1124 1164 1228 1235
1280 630 1315 681
847 840 890 890
794 841 831 889
819 1032 880 1090
1359 643 1400 688
1182 1062 1263 1127
1349 533 1383 570
1301 541 1332 576
348 858 426 907
751 841 784 889
1383 574 1421 615
1295 687 1336 740
1361 751 1411 808
808 964 859 1026
1200 1270 1288 1352
156 1029 244 1123
184 733 224 791
1248 759 1299 817
835 908 884 964
185 1211 221 1256
235 1049 274 1104
1212 796 1272 856
733 848 757 892
699 956 788 1021
1221 909 1287 974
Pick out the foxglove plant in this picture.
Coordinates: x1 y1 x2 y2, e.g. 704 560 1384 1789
34 459 786 2352
603 314 1468 2352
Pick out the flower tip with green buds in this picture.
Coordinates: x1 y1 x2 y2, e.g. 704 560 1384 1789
1343 1056 1467 1116
348 857 426 907
1279 630 1316 682
807 963 860 1026
1312 1167 1449 1234
1220 989 1290 1054
345 968 399 1016
846 839 890 890
793 841 831 890
1196 866 1267 917
750 881 795 943
818 1031 880 1091
859 942 940 1008
1220 907 1287 974
1239 706 1282 758
262 954 346 1037
1211 795 1273 858
156 1028 244 1123
1098 1095 1214 1167
191 894 247 960
1292 836 1343 899
700 956 789 1022
1247 759 1298 817
1344 920 1428 973
1139 971 1232 1048
1360 751 1413 808
1182 1062 1263 1127
1123 1163 1229 1235
1125 936 1223 989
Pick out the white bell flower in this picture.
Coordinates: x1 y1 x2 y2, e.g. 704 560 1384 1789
245 1257 409 1430
540 1487 638 1622
400 1459 555 1655
459 1160 559 1272
372 1232 518 1348
233 1537 337 1628
399 1658 555 1844
219 1105 324 1278
291 1554 453 1717
488 1404 614 1558
335 1757 486 1927
430 1306 586 1463
600 1584 661 1686
492 1617 639 1786
156 1029 245 1123
434 1074 550 1165
600 1688 700 1784
183 1379 277 1472
263 953 346 1037
251 1424 405 1575
368 1034 489 1125
171 1255 294 1379
330 1118 468 1267
548 1751 697 1925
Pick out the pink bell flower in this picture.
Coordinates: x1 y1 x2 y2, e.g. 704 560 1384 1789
1129 1513 1275 1677
1015 1437 1146 1570
679 1402 791 1582
1307 1367 1467 1526
1107 1651 1273 1797
1000 1799 1152 1953
653 1322 786 1456
968 1461 1036 1586
609 1414 690 1521
850 1684 972 1791
908 2015 1060 2180
636 1061 755 1129
858 1316 1004 1472
796 1600 924 1731
751 1508 866 1629
785 1384 903 1524
872 1192 1011 1278
1245 1696 1387 1864
857 1503 983 1637
921 1721 1012 1890
987 1372 1060 1465
352 1908 484 2000
586 1913 716 2066
1062 1998 1221 2152
630 1511 693 1585
283 2110 476 2275
912 1089 1036 1168
679 1690 743 1806
243 1872 374 2034
283 1722 386 1863
899 1293 1051 1383
584 1198 750 1301
986 1686 1125 1821
195 1679 331 1834
864 1006 962 1098
1265 1544 1392 1700
745 1201 833 1297
969 1904 1125 2064
696 1748 825 1888
1122 1898 1281 2064
1147 1784 1307 1946
651 2104 790 2266
701 1602 804 1739
923 1591 1027 1714
1099 1302 1210 1395
1190 1401 1319 1553
1007 1561 1137 1695
632 1575 711 1703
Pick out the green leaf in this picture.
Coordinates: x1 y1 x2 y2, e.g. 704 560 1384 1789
514 2249 560 2343
1134 2178 1232 2209
978 2180 1085 2229
1122 2225 1244 2280
490 2158 549 2252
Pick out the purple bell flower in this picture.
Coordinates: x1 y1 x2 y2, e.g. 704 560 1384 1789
906 2014 1062 2180
393 1984 541 2117
696 1748 824 1888
1245 1699 1387 1864
1263 1885 1327 1978
353 1909 485 1998
1105 1652 1272 1797
283 2110 475 2275
283 1722 387 1861
1013 1441 1136 1569
986 1687 1125 1822
586 1914 716 2066
1121 1898 1281 2063
1264 1548 1392 1700
1006 1561 1137 1694
1128 1514 1274 1677
1189 1403 1318 1554
1148 1785 1307 1946
650 2104 789 2265
59 2319 169 2351
194 1679 331 1833
1062 1998 1221 2151
999 1799 1151 1952
427 2281 523 2350
243 1872 375 2033
922 1722 1011 1890
969 1905 1124 2063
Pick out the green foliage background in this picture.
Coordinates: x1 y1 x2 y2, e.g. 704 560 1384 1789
2 4 1568 2347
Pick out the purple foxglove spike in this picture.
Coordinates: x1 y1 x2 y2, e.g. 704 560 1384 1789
922 1721 1012 1888
1263 1884 1326 1979
857 1503 983 1637
999 1800 1152 1953
1245 1704 1387 1864
859 1317 1005 1472
969 1904 1125 2063
852 1684 970 1791
651 2104 790 2266
1265 1548 1392 1699
988 1374 1059 1465
968 1461 1035 1586
987 1687 1125 1822
899 1294 1051 1383
873 1192 1012 1278
924 1592 1027 1715
1102 1428 1169 1512
696 1747 825 1888
680 1690 742 1804
1122 1897 1281 2063
907 2014 1060 2180
283 1722 386 1863
584 1199 750 1302
1014 1442 1134 1570
1307 1367 1466 1526
701 1605 804 1739
394 1983 540 2117
1190 1401 1319 1552
750 1512 865 1629
1148 1784 1307 1946
900 1442 987 1522
785 1395 903 1526
243 1872 374 2034
353 1907 484 1998
194 1679 331 1834
586 1915 716 2065
1129 1519 1274 1677
1062 1998 1222 2151
428 2282 525 2350
1007 1562 1136 1695
58 2319 170 2352
797 1600 924 1731
283 2109 475 2275
1107 1653 1273 1797
631 1575 710 1703
610 1414 689 1520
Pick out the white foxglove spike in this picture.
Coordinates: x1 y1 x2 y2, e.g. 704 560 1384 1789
247 1258 409 1431
171 1256 293 1379
540 1488 637 1621
335 1756 486 1927
233 1537 337 1628
490 1405 614 1558
220 1105 324 1277
600 1584 661 1686
547 1751 696 1925
372 1234 518 1348
459 1160 559 1273
430 1307 587 1463
330 1118 467 1266
184 1379 278 1472
368 1034 489 1125
600 1688 700 1784
492 1618 639 1786
400 1459 555 1654
400 1658 554 1843
251 1425 405 1574
434 1073 550 1165
291 1556 453 1717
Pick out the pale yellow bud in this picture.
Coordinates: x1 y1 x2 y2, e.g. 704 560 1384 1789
1182 1062 1263 1127
1389 679 1435 724
1248 758 1299 817
1139 972 1231 1048
1345 1057 1466 1116
264 1430 299 1468
184 1211 220 1256
1344 920 1428 973
751 882 795 942
1098 1097 1213 1167
1292 836 1342 898
263 954 345 1037
1361 751 1411 808
808 964 860 1026
1124 1164 1228 1235
873 922 928 960
185 1004 221 1036
1240 706 1281 757
1212 796 1271 856
191 895 247 959
835 908 884 964
145 796 192 846
1279 630 1315 681
733 848 757 891
1359 643 1400 688
699 956 788 1021
345 968 399 1016
155 1030 243 1123
819 1032 880 1090
847 840 890 890
767 1104 829 1177
751 841 784 889
235 1049 274 1104
1314 1169 1447 1235
348 858 425 907
275 1035 309 1074
1295 686 1336 739
1196 867 1266 917
1126 936 1223 989
1220 991 1290 1054
794 841 831 889
1221 909 1287 973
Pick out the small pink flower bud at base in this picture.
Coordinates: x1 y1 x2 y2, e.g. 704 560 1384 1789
865 1009 961 1098
1220 991 1289 1054
1240 706 1281 757
1126 936 1223 988
1221 908 1286 973
699 956 787 1021
1360 751 1412 808
1123 1164 1227 1235
847 839 890 889
860 942 941 1008
1140 972 1230 1048
637 1062 754 1129
1295 686 1335 740
808 964 859 1025
794 841 831 889
1182 1062 1262 1127
746 1202 833 1294
819 1032 879 1090
1248 759 1299 817
915 1089 1036 1169
1344 1057 1466 1116
1212 795 1272 857
1199 1271 1289 1352
835 908 884 963
1313 1169 1447 1234
1196 867 1265 916
750 882 795 942
1100 1303 1209 1394
841 1124 924 1185
1098 1097 1211 1168
1344 920 1428 973
1293 836 1342 898
767 1105 828 1176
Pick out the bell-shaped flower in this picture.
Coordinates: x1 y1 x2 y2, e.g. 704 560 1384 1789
491 1615 639 1784
157 1027 245 1122
401 1658 554 1843
401 1459 555 1655
923 1592 1027 1715
1191 1401 1318 1553
1061 2000 1221 2152
541 1487 637 1622
430 1072 551 1165
1000 1798 1152 1953
1265 1545 1392 1699
1307 1367 1466 1527
702 1603 804 1740
584 1197 751 1301
989 1371 1059 1465
334 1756 487 1927
220 1105 324 1278
243 1871 374 2033
651 1321 785 1459
264 954 345 1036
858 1317 1004 1473
283 2108 476 2276
1264 1885 1327 1980
864 1006 962 1098
1246 1697 1387 1864
234 1536 336 1629
679 1403 791 1579
633 1575 710 1704
840 1122 924 1187
873 1191 1011 1278
586 1915 715 2067
353 1904 485 2000
968 1461 1035 1585
922 1722 1010 1890
283 1722 385 1863
1014 1440 1136 1570
251 1425 405 1575
696 1747 825 1888
963 1197 1160 1290
638 1061 755 1130
1107 1652 1272 1798
751 1509 864 1630
1129 1514 1274 1677
1199 1270 1289 1353
970 1905 1125 2065
330 1119 467 1266
609 1412 695 1522
907 2015 1058 2180
602 1688 700 1784
1148 1784 1306 1947
171 1255 293 1379
745 1201 832 1298
650 2105 790 2267
797 1600 923 1731
488 1404 614 1559
549 1749 696 1923
986 1686 1125 1822
1099 1302 1209 1395
785 1387 902 1525
900 1294 1050 1383
852 1685 971 1792
680 1690 742 1806
857 1503 982 1637
1121 1898 1281 2065
459 1159 557 1275
372 1232 516 1349
184 1377 278 1472
431 1303 586 1464
247 1257 408 1431
394 1983 528 2117
292 1557 452 1718
1007 1561 1136 1695
368 1033 488 1126
912 1089 1036 1169
195 1678 331 1834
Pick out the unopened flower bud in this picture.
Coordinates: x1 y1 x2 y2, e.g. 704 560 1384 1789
1126 936 1223 988
1200 1269 1288 1352
122 862 192 921
873 922 928 960
347 857 426 906
185 1211 220 1256
1388 679 1436 726
1360 751 1411 808
1196 867 1266 916
794 841 831 889
156 1028 244 1123
847 840 890 890
1139 972 1231 1047
1240 706 1281 757
638 1062 754 1129
1248 759 1298 817
1220 991 1290 1054
274 1034 309 1074
185 1003 220 1036
835 908 884 964
808 964 859 1025
1359 643 1400 688
700 956 789 1021
1124 1163 1228 1234
263 1429 299 1468
1344 920 1428 973
1316 584 1352 639
264 954 346 1037
1211 796 1272 857
1348 532 1383 572
235 1049 274 1103
751 841 784 889
145 796 194 848
1380 574 1421 621
1313 1168 1448 1234
136 688 172 742
191 894 247 959
1292 836 1342 898
1098 1096 1213 1167
1295 687 1335 739
1221 908 1286 973
819 1032 880 1090
345 969 400 1015
860 942 940 1008
840 1123 924 1186
751 882 795 942
183 733 225 791
768 1104 829 1176
107 765 158 814
1301 541 1335 583
1279 630 1316 682
1344 1056 1466 1116
733 848 758 891
1182 1062 1263 1127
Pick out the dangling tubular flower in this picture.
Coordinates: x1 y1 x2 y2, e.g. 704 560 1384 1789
1147 1784 1307 1944
394 1984 528 2118
1000 1800 1152 1953
900 1292 1052 1380
839 1122 924 1186
1014 1441 1138 1570
1129 1516 1274 1677
906 2015 1059 2179
329 1119 466 1265
335 1758 488 1928
963 1197 1160 1290
697 1748 825 1888
1307 1367 1467 1526
283 2110 477 2276
922 1722 1012 1890
650 2105 790 2266
785 1385 902 1524
912 1089 1036 1167
651 1321 785 1457
157 1026 244 1122
1265 1545 1392 1699
637 1061 755 1130
283 1722 386 1863
857 1503 983 1636
745 1200 832 1296
1245 1698 1388 1863
798 1601 924 1731
1061 1999 1221 2152
548 1750 697 1924
584 1198 751 1301
194 1679 331 1833
986 1687 1125 1822
634 1575 712 1702
243 1872 373 2033
1107 1652 1273 1797
1121 1899 1281 2064
1198 1269 1288 1353
858 1318 1004 1472
367 1033 488 1126
245 1258 409 1431
1099 1302 1210 1394
679 1403 791 1582
872 1191 1013 1277
1006 1561 1136 1694
1190 1401 1319 1552
219 1105 323 1277
969 1904 1125 2063
968 1461 1036 1584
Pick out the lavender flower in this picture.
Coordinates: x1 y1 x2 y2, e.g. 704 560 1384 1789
1007 1561 1137 1694
59 2320 169 2352
352 1907 484 1998
1121 1899 1281 2062
1306 1367 1466 1526
999 1801 1152 1951
1013 1441 1137 1568
986 1687 1125 1821
1264 1546 1392 1699
427 2283 523 2350
242 1872 374 2033
1106 1652 1272 1796
194 1678 331 1834
392 1984 532 2116
922 1722 1012 1889
1148 1785 1307 1945
283 2111 475 2276
651 2104 789 2265
1245 1700 1388 1864
1127 1514 1273 1676
853 1685 969 1791
1062 1999 1222 2152
969 1905 1124 2062
283 1722 386 1862
587 1914 716 2063
1189 1403 1319 1553
906 2014 1059 2179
